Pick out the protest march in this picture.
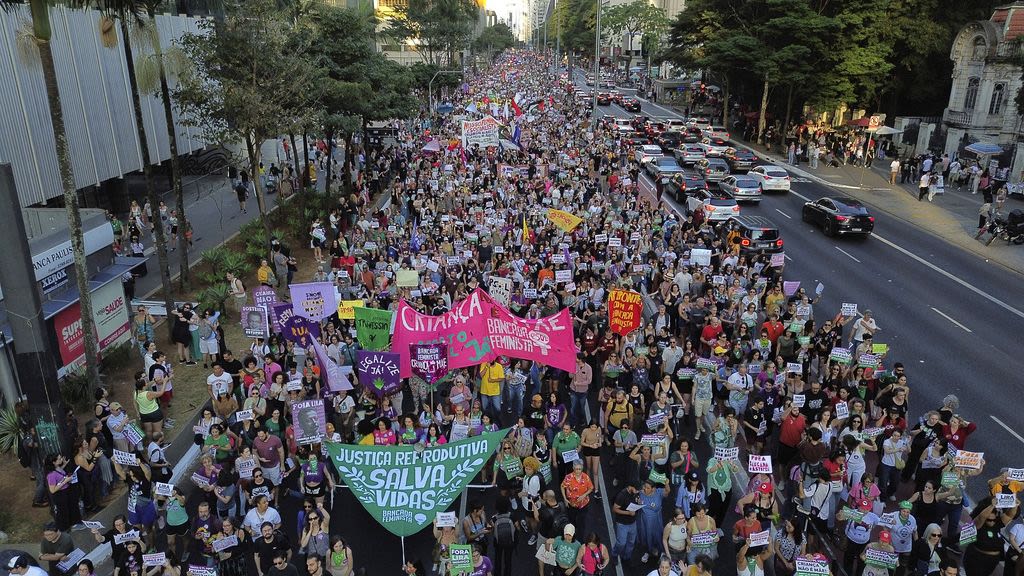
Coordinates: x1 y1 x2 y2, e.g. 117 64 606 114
14 48 1023 576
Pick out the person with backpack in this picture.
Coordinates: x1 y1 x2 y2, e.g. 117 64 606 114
535 490 569 575
490 497 516 576
576 532 610 576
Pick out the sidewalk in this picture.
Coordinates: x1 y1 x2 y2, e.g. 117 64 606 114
741 137 1024 275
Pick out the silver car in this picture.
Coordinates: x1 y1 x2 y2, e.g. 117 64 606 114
674 144 706 165
696 157 730 183
719 176 762 203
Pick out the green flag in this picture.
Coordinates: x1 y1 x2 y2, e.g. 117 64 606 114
354 306 393 351
326 428 510 537
448 544 473 575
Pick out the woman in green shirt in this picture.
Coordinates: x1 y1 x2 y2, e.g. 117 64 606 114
164 486 190 559
203 424 235 463
135 375 166 437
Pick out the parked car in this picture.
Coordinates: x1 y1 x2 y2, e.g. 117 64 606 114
801 196 876 236
636 145 665 164
725 149 758 171
695 157 730 183
621 97 642 112
724 215 784 254
718 175 762 203
646 156 685 179
746 165 792 192
670 172 708 202
686 188 740 221
674 144 706 166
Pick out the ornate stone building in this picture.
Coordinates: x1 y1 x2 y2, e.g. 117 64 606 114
942 2 1024 176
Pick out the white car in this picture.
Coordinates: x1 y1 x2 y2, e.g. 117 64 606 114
687 117 713 131
685 188 740 221
636 145 664 164
706 125 731 140
747 165 792 192
612 118 633 134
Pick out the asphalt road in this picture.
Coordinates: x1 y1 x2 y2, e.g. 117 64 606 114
585 74 1024 491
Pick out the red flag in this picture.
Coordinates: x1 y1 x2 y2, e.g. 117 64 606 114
538 100 546 112
510 99 523 117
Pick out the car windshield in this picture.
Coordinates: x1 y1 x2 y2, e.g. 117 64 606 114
708 196 735 206
657 158 677 166
763 168 788 177
735 178 758 188
836 202 869 214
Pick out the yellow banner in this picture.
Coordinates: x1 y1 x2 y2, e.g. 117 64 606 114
338 299 365 320
547 208 583 232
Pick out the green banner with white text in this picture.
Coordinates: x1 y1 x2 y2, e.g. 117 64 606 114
326 428 509 537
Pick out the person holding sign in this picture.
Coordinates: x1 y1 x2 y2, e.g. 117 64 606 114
562 460 595 538
214 517 250 576
860 529 897 576
962 499 1017 576
735 537 772 576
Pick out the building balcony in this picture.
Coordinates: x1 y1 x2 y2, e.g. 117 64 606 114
944 109 975 128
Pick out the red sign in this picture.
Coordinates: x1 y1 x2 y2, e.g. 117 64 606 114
55 303 85 366
53 280 131 372
607 289 643 336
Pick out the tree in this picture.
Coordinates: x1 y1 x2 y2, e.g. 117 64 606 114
383 0 479 66
0 0 136 388
175 0 320 254
547 0 595 61
602 0 668 67
473 22 516 55
101 9 177 339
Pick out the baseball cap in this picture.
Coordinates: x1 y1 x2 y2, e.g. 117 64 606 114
879 529 891 543
564 523 576 537
899 500 913 510
7 556 28 569
757 481 772 495
858 499 872 511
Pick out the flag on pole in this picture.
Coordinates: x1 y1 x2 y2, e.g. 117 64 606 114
522 216 530 243
511 124 522 147
510 99 523 117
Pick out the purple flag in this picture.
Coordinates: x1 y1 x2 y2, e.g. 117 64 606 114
310 335 352 391
357 350 402 398
289 282 338 321
409 343 449 386
271 302 293 334
282 315 320 347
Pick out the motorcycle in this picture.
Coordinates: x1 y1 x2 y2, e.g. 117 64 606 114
986 208 1024 245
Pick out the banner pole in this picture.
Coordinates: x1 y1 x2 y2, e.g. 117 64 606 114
401 535 406 568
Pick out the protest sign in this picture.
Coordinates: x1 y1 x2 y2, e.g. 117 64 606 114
188 565 216 576
690 531 717 546
695 358 717 370
524 288 538 299
872 343 889 355
143 553 166 567
396 269 419 288
858 354 880 369
241 305 269 339
715 446 739 461
749 530 770 547
608 237 621 248
561 449 579 463
56 549 86 573
113 449 137 466
841 303 858 317
290 399 327 445
770 252 786 267
878 511 899 528
354 306 394 351
646 413 666 431
212 534 238 552
786 362 803 374
748 454 772 474
436 511 458 527
114 530 141 545
154 482 174 497
842 507 865 523
815 282 824 295
795 558 830 575
124 423 144 448
995 492 1018 509
337 299 364 320
410 343 449 386
235 409 254 422
281 313 320 347
489 276 513 307
829 347 852 365
252 285 277 309
954 450 984 470
547 208 583 231
450 424 470 442
864 548 898 569
289 282 338 321
535 546 557 566
311 335 352 392
834 401 849 419
595 233 608 243
461 116 500 148
1007 468 1024 481
358 350 403 398
607 289 643 336
792 394 806 408
326 428 508 537
237 458 257 479
555 269 572 283
83 521 104 530
783 281 801 296
691 249 711 266
391 288 576 377
640 434 665 447
960 523 978 545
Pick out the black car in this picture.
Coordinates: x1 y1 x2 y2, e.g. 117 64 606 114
726 149 758 171
802 196 875 236
621 97 642 112
657 131 683 152
669 171 708 202
724 215 784 254
681 127 703 144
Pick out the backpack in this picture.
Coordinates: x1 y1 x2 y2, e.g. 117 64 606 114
493 513 515 547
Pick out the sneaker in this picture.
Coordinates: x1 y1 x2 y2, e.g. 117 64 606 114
185 361 197 366
641 552 650 564
528 534 537 546
594 492 602 500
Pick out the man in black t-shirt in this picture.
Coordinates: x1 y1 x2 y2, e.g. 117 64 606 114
253 522 291 576
534 490 568 573
610 483 639 568
266 551 298 576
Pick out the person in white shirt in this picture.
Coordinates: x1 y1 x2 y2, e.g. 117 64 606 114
242 495 282 535
6 555 48 576
207 364 234 401
889 159 900 184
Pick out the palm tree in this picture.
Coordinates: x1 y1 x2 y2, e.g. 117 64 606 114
0 0 138 387
98 10 177 339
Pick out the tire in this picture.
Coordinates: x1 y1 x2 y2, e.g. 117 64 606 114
824 219 835 237
1014 235 1024 245
801 208 812 223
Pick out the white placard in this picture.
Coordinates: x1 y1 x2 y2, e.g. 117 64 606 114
237 458 257 480
212 534 239 552
56 549 86 574
715 446 739 461
561 449 579 463
691 249 711 266
112 450 137 466
114 529 141 545
83 520 105 530
995 493 1018 509
792 394 806 408
786 362 802 374
608 237 621 248
191 472 210 487
524 288 538 299
1007 468 1024 482
747 454 773 475
154 482 174 497
235 409 255 421
841 303 858 316
770 252 786 267
595 234 608 243
795 558 830 575
555 270 572 283
450 424 470 442
143 552 166 567
436 511 458 527
749 529 770 547
834 401 849 419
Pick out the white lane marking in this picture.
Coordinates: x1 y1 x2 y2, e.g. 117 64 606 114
790 185 1024 320
930 307 973 333
784 254 792 261
775 208 791 219
991 415 1024 444
835 246 862 263
582 403 623 576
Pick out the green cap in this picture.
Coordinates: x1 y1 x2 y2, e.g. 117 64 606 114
899 500 913 510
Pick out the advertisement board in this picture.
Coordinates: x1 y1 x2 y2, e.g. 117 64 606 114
53 280 131 377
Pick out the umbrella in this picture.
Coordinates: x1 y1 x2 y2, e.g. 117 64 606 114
965 142 1003 155
421 139 441 153
872 126 902 136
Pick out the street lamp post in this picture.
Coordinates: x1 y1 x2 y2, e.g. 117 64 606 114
593 0 601 112
429 70 464 116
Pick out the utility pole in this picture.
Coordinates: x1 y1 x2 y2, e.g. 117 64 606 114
593 0 601 112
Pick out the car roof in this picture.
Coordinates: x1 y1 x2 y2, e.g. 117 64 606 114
703 157 728 165
758 165 788 173
729 215 778 229
830 196 864 207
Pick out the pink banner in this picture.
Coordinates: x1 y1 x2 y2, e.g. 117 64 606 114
392 288 577 377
